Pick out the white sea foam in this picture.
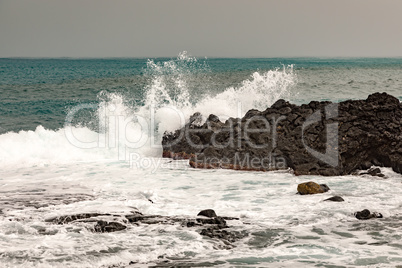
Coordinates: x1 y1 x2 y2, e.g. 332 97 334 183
1 53 400 267
0 161 401 267
0 52 295 167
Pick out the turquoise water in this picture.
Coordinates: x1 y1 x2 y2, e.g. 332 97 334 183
1 57 401 134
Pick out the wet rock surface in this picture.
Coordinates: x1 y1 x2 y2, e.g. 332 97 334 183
324 196 345 202
354 209 383 220
46 213 105 224
197 209 218 218
297 181 330 195
44 209 247 249
359 167 386 178
94 220 127 233
162 92 402 176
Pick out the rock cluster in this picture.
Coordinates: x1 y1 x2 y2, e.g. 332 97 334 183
297 181 383 220
45 209 245 249
357 167 386 178
162 93 402 176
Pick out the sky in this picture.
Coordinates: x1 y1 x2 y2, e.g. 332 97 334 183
0 0 401 58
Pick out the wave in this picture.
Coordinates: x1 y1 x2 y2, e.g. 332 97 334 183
0 52 296 167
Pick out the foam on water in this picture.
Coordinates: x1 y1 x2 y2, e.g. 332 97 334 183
0 161 401 267
1 53 401 267
0 52 295 167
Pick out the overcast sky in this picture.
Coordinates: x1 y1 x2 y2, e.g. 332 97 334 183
1 0 401 58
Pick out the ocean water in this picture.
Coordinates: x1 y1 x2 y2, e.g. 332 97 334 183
0 53 401 267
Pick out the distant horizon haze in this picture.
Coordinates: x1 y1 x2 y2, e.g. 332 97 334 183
0 0 401 58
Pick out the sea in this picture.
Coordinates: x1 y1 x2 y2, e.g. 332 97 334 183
0 52 401 267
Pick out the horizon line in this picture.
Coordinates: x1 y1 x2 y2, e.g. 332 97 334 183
2 55 402 60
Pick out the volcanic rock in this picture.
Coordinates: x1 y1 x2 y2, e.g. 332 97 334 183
45 209 246 246
162 92 402 176
197 209 218 218
324 196 345 202
354 209 383 220
94 220 127 233
361 167 386 178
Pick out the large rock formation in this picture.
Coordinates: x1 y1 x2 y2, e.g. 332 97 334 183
162 92 402 176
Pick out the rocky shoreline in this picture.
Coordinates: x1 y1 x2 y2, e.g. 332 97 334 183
162 92 402 176
2 175 391 268
45 209 247 250
37 178 385 268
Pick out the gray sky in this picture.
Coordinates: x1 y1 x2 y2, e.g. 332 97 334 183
1 0 401 58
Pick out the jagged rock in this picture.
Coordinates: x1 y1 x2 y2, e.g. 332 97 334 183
45 210 247 248
196 217 227 228
45 213 104 224
200 228 248 249
162 92 402 176
367 168 384 177
354 209 383 220
45 213 128 233
93 220 126 233
197 209 217 218
361 167 386 178
297 181 330 195
324 196 344 202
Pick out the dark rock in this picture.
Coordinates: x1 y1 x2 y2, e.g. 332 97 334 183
162 92 402 176
189 112 202 126
45 209 247 249
196 217 228 228
361 167 386 178
271 99 289 109
125 214 177 225
186 221 198 227
368 167 385 177
200 227 248 249
93 220 127 233
319 184 330 192
207 114 221 123
45 213 104 224
46 213 128 233
354 209 383 220
324 196 344 202
197 209 217 218
297 181 330 195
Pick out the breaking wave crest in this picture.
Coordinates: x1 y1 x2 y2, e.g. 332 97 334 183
0 52 297 166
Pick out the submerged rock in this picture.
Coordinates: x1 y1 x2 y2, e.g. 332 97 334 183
45 213 104 224
194 210 246 249
162 92 402 176
46 213 128 233
360 167 386 178
94 220 126 233
200 228 248 249
297 181 330 195
324 196 345 202
354 209 383 220
45 209 246 247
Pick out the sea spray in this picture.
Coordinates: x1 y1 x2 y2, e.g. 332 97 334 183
0 52 297 167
